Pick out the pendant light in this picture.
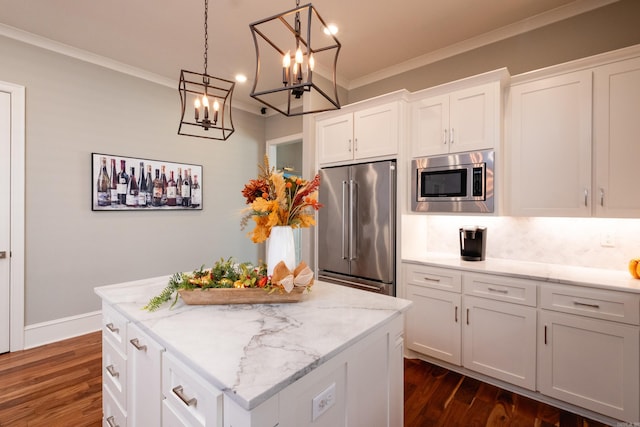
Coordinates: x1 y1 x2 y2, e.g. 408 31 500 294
249 1 341 117
178 0 235 140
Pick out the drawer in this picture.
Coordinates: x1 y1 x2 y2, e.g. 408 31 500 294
403 264 462 292
540 284 640 325
103 337 127 409
162 352 224 427
102 302 128 354
463 273 537 307
103 384 127 427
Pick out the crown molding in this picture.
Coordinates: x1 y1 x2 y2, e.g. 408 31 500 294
348 0 619 90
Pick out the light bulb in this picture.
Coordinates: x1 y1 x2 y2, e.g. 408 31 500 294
213 99 219 111
295 47 303 64
194 98 201 108
309 54 315 71
202 95 209 107
283 51 291 68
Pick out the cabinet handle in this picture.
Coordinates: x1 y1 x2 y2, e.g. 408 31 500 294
487 287 508 294
600 188 605 207
354 138 358 152
584 189 588 207
454 306 458 323
423 276 441 283
348 138 352 152
466 308 469 325
106 416 120 427
573 301 600 309
172 385 197 407
443 129 448 145
106 323 119 333
129 338 147 352
106 364 119 378
544 325 548 345
450 128 454 144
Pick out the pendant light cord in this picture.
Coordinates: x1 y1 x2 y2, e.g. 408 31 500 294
203 0 209 77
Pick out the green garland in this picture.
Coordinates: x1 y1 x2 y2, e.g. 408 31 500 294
142 272 185 312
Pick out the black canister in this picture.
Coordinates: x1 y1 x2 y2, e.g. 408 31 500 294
459 226 487 261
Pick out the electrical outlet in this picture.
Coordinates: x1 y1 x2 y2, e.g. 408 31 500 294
312 383 336 421
600 230 615 247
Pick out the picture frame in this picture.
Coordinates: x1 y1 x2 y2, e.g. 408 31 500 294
91 153 203 211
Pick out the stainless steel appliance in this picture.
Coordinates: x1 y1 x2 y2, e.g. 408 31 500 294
318 160 396 296
459 226 487 261
411 149 494 213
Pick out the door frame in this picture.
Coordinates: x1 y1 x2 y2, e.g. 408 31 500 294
1 81 25 351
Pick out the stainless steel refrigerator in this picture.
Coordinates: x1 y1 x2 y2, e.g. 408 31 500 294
317 160 396 296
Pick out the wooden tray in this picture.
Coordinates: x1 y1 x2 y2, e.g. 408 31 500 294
178 286 308 305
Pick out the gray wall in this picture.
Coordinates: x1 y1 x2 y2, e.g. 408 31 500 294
0 35 266 325
349 0 640 103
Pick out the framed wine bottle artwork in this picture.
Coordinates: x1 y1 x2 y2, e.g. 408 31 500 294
91 153 203 211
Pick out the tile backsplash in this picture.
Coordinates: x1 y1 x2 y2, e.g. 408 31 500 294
402 214 640 271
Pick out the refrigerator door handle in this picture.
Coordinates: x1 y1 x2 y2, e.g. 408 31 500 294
341 180 348 260
349 179 357 260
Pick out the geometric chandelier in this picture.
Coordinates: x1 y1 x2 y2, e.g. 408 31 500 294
178 0 235 140
249 1 341 117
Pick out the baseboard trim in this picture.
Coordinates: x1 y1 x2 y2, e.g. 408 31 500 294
23 310 102 349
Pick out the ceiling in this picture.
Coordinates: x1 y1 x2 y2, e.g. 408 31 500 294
0 0 616 113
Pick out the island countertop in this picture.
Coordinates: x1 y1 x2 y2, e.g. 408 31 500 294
95 277 411 411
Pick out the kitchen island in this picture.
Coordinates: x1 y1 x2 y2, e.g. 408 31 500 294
95 277 411 427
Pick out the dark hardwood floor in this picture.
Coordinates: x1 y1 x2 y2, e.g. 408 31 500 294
0 333 612 426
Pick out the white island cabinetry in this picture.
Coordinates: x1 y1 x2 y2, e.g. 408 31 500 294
96 279 411 427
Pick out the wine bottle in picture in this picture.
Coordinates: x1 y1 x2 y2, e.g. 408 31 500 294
191 174 201 208
137 161 146 206
175 167 183 206
110 158 118 206
96 156 110 206
126 167 139 207
145 165 153 206
160 165 168 206
167 171 177 206
152 169 163 207
181 168 191 206
117 159 129 205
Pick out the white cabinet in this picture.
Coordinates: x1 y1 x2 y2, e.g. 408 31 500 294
411 82 499 157
102 304 128 426
538 284 640 421
462 273 537 390
508 70 593 217
317 101 400 165
404 264 462 365
127 322 164 427
593 56 640 217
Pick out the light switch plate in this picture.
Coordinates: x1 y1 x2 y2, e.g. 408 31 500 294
312 383 336 421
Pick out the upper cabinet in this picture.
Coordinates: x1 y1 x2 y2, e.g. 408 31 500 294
508 52 640 218
316 92 406 166
411 81 502 157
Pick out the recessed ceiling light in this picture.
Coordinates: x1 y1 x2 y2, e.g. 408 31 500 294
235 74 247 83
324 24 338 35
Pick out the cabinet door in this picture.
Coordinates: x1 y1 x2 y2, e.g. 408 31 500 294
509 70 592 217
538 310 639 421
354 102 399 160
593 56 640 217
405 284 461 365
127 322 164 427
317 113 353 165
463 296 537 390
450 82 497 154
410 94 449 157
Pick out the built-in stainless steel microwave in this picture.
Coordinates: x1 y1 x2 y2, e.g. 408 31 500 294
411 149 494 213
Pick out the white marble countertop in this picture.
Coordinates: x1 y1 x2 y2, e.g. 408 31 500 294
404 253 640 293
95 278 411 411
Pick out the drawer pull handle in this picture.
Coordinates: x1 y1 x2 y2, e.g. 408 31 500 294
466 308 470 325
487 287 508 294
106 416 120 427
106 364 119 378
423 276 441 283
129 338 147 352
173 385 197 407
573 301 600 309
544 325 548 345
454 306 458 323
106 323 119 333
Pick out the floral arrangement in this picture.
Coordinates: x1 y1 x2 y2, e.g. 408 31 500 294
240 155 322 243
143 257 314 311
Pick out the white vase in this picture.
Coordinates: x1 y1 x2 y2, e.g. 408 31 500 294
266 226 296 276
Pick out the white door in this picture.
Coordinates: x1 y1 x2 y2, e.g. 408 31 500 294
0 91 10 354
